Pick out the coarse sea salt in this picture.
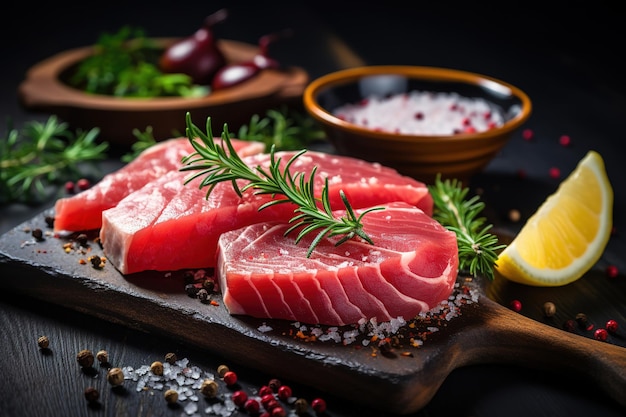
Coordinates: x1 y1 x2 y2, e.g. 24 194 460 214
333 90 504 135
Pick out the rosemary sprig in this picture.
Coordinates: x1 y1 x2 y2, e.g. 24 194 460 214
180 113 382 257
0 116 108 204
428 174 505 280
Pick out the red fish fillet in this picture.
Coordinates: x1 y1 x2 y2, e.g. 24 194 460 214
53 137 265 232
216 201 459 326
100 151 433 275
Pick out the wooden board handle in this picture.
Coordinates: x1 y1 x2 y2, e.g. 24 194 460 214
461 297 626 407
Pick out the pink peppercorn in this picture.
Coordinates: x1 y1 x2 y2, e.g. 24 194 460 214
277 385 292 401
271 406 286 417
606 319 619 333
64 181 75 194
594 328 608 341
559 135 571 146
509 299 522 312
522 128 534 141
606 265 619 278
232 390 248 407
259 385 273 397
76 178 91 191
223 370 237 386
244 399 260 414
311 398 327 413
549 167 560 179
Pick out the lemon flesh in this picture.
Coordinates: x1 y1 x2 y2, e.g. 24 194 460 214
496 151 613 286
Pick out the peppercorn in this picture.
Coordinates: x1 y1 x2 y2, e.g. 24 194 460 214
232 390 248 407
31 228 44 241
203 278 216 292
37 335 49 349
606 265 619 278
563 319 576 333
542 301 556 317
277 385 292 401
150 361 164 376
77 349 95 368
223 370 238 386
258 385 273 397
200 379 218 397
96 350 109 364
44 216 55 228
164 352 177 365
509 299 522 312
197 288 209 302
88 255 104 269
164 389 178 404
594 328 608 342
76 233 89 247
268 378 281 392
575 313 594 331
84 386 100 403
294 398 309 415
185 283 199 297
606 319 619 333
311 398 327 413
107 367 125 386
271 406 286 417
244 398 260 414
216 364 229 378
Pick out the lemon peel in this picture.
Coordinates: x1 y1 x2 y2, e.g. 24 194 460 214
496 150 613 286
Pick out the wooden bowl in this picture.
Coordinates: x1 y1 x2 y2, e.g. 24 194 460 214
18 38 309 145
303 65 532 184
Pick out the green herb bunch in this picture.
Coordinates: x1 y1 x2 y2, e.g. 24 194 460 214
180 113 382 257
0 116 108 204
237 107 326 151
429 175 505 280
69 26 208 98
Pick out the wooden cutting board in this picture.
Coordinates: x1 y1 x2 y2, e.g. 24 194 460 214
1 206 625 415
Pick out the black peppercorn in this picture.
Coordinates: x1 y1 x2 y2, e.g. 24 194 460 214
197 288 209 302
32 228 44 241
164 389 178 404
542 302 556 317
202 278 216 292
294 398 309 415
185 283 199 297
76 233 89 247
44 216 55 228
84 386 100 403
575 312 594 331
165 352 177 365
77 349 95 368
268 378 282 392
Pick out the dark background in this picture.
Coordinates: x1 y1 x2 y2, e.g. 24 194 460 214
1 2 625 416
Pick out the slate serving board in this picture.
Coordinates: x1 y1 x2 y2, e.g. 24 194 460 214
1 204 625 415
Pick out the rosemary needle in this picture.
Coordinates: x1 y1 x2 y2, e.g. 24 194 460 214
428 174 505 280
179 113 383 257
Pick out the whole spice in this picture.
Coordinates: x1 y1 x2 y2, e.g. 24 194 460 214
216 364 229 377
594 328 608 342
96 350 109 364
268 378 282 392
200 379 219 397
294 398 309 414
84 386 100 403
77 349 95 368
164 389 178 404
311 398 327 413
107 367 125 386
232 390 248 407
575 313 594 331
223 370 238 386
31 228 44 241
542 301 556 317
606 319 619 333
509 299 522 312
245 398 260 414
37 335 49 349
150 361 164 376
164 352 177 365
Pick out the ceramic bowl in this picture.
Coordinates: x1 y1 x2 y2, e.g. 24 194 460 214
303 65 532 184
18 38 309 145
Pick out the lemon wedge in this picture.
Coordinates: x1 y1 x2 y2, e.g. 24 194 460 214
496 150 613 286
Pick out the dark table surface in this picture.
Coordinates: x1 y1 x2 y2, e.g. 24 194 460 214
1 2 625 416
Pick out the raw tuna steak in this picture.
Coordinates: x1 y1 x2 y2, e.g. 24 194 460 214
216 201 459 326
100 151 433 274
53 137 265 232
